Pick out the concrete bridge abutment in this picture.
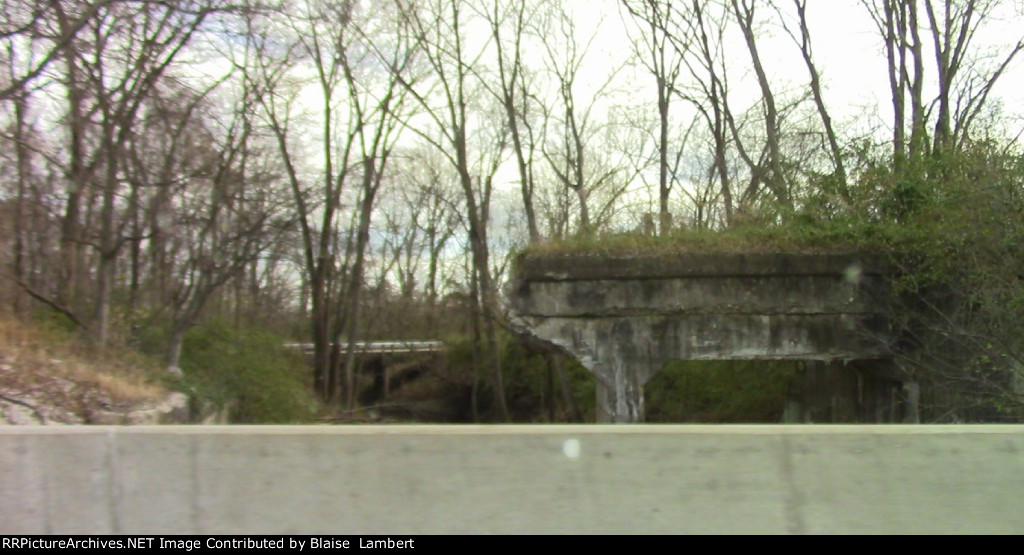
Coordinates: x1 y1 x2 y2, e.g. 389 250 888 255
506 252 899 423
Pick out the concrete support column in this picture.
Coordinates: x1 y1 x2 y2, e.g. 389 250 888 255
902 382 920 423
595 381 644 423
783 360 909 423
591 358 654 423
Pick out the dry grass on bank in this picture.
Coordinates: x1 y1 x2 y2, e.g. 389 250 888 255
0 314 167 423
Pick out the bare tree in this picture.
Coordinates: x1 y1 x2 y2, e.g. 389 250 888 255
245 0 413 406
923 0 1024 152
775 0 848 199
622 0 686 234
538 3 624 237
0 25 68 316
1 30 35 313
391 0 512 420
151 79 291 372
0 0 119 101
666 1 738 225
480 0 543 244
386 148 461 312
336 5 415 410
862 0 929 165
859 0 1024 231
47 1 222 345
730 0 792 213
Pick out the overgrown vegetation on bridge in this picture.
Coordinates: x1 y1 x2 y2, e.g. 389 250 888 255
522 143 1024 422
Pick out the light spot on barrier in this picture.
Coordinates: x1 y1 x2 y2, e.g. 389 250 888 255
563 438 581 460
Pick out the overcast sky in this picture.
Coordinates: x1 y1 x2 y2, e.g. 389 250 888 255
573 0 1024 134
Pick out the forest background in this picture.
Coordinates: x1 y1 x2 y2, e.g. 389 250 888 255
2 0 1023 423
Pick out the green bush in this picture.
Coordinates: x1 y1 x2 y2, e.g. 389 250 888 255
174 320 320 423
645 360 799 423
500 337 595 422
433 332 595 422
787 143 1024 421
29 307 80 340
879 146 1024 420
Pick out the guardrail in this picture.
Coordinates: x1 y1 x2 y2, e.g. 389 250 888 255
3 425 1023 534
282 341 446 355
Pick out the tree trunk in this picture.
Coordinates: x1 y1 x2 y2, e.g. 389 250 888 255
733 0 790 211
792 0 847 198
166 326 186 375
11 92 30 314
657 75 672 235
907 0 927 160
59 52 87 310
465 199 510 422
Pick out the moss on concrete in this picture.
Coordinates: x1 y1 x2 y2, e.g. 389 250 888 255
513 220 909 280
521 220 903 258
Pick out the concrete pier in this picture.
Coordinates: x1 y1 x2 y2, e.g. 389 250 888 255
505 252 896 422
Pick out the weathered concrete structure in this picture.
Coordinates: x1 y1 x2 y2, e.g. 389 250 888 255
506 252 896 422
3 425 1023 534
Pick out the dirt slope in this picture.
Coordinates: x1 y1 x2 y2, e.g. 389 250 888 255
0 316 186 425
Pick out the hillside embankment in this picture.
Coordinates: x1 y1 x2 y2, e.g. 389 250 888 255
0 316 187 425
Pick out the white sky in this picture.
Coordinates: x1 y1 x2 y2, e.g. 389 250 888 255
178 0 1024 239
159 0 1024 294
571 0 1023 133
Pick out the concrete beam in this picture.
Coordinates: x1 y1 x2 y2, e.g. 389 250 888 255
513 252 892 281
3 426 1023 534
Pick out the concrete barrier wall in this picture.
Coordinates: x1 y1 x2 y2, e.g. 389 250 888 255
3 425 1023 534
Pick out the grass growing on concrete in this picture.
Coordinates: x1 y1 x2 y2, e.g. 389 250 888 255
518 218 907 261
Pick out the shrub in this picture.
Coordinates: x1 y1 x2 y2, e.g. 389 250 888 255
645 360 799 423
173 320 320 423
879 146 1024 421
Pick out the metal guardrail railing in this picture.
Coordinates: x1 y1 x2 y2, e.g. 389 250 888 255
282 341 445 355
